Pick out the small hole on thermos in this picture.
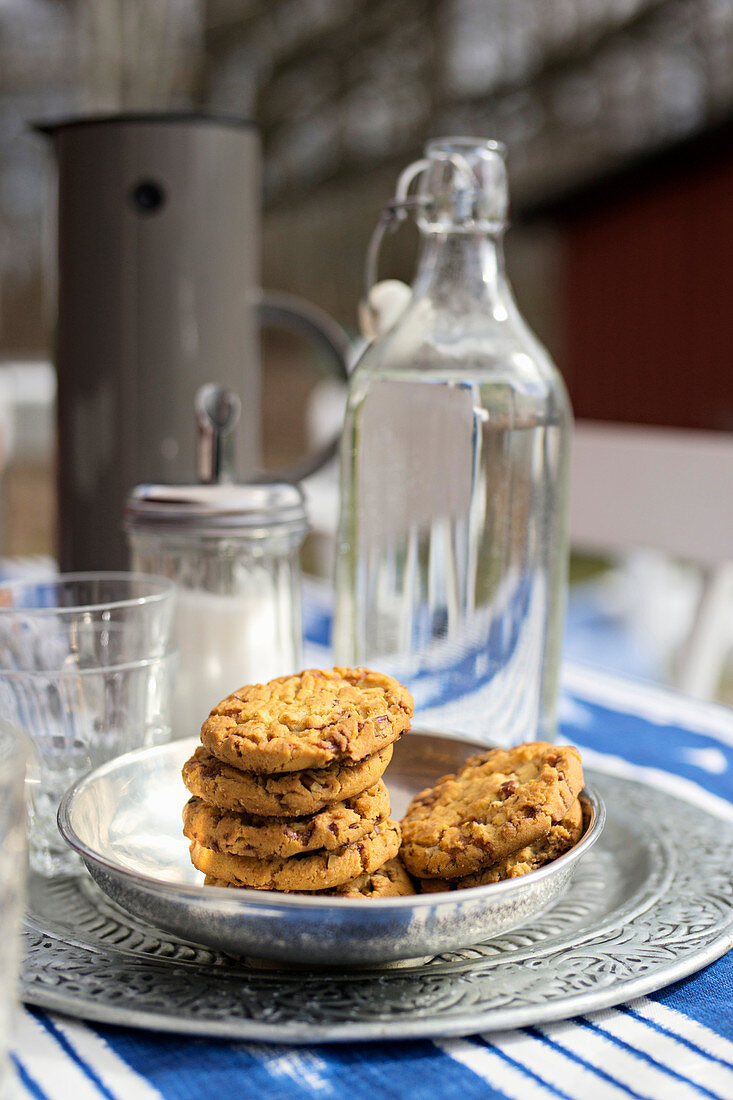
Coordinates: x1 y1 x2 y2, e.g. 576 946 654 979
130 180 166 214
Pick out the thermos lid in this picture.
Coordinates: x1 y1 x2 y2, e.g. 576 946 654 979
124 482 308 538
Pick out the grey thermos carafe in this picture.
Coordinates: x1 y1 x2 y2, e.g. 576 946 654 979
41 114 347 570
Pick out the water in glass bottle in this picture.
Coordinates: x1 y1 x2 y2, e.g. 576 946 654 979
334 137 571 746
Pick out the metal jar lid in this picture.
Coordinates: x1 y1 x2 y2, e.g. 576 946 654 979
124 482 308 538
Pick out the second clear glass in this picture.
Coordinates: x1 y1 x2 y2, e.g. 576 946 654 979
0 573 177 875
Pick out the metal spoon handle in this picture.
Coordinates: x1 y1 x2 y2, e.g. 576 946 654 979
195 384 242 484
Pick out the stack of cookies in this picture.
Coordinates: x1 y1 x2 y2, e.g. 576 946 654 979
182 667 417 897
399 742 585 891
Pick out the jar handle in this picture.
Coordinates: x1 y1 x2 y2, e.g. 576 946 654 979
257 290 352 482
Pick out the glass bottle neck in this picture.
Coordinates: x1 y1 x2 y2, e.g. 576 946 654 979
411 229 510 317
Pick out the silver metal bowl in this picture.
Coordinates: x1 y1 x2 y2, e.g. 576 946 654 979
58 731 605 967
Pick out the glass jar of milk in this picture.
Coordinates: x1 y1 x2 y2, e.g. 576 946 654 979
125 482 307 736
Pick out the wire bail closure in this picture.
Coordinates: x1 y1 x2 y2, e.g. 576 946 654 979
364 158 432 303
364 150 483 305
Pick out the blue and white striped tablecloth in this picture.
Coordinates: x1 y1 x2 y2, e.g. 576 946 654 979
11 604 733 1100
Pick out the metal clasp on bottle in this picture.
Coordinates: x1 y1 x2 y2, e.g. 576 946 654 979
364 151 482 305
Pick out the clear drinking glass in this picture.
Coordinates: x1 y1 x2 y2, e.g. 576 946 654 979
0 573 176 875
0 572 175 668
0 721 28 1100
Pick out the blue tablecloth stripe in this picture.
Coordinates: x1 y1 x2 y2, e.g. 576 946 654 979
560 693 733 800
651 954 733 1036
625 1006 733 1075
92 1028 506 1100
33 1010 117 1100
583 1017 724 1100
11 1054 48 1100
525 1025 648 1100
478 1038 573 1099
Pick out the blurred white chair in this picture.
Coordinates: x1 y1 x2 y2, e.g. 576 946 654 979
0 361 56 467
570 420 733 699
0 360 56 562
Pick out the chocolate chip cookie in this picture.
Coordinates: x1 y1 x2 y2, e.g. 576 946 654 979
182 743 394 817
183 781 391 859
200 667 413 774
419 797 584 891
204 856 416 897
328 856 416 897
401 741 584 880
189 818 401 891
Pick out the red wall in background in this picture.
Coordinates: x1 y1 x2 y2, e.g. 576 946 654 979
559 133 733 432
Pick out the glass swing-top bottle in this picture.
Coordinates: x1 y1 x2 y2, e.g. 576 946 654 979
334 138 572 746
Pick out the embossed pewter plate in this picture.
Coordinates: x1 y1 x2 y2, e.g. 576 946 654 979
22 736 733 1042
55 733 603 966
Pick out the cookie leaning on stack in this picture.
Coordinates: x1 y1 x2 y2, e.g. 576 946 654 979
203 857 416 898
182 667 416 896
400 741 585 890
